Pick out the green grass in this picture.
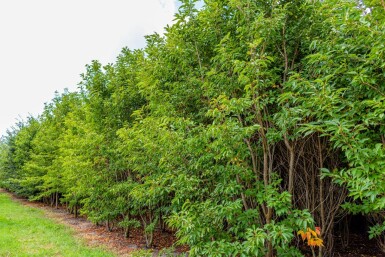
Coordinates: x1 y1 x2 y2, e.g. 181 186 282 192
0 191 115 257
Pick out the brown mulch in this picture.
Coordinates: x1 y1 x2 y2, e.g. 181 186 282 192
333 233 385 257
2 189 385 257
1 189 186 257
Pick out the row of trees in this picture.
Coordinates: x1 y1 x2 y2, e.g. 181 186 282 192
1 0 384 256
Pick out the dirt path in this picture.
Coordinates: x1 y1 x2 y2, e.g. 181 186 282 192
3 189 382 257
1 189 184 257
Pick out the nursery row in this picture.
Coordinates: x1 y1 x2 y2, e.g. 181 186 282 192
1 1 385 256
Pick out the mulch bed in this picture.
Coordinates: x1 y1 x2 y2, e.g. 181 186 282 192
2 189 186 256
3 189 385 256
333 233 385 257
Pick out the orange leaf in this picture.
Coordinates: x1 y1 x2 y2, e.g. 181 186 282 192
297 230 306 241
310 229 317 237
308 237 324 247
306 231 311 241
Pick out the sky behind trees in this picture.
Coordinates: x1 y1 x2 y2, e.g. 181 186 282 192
1 1 384 256
0 0 179 136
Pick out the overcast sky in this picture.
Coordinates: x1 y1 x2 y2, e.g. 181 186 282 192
0 0 182 136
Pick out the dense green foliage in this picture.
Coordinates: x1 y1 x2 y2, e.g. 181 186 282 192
0 191 115 256
1 0 384 256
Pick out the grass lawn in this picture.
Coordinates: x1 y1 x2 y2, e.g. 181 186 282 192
0 191 115 257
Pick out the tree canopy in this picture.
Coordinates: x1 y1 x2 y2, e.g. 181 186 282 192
1 0 384 256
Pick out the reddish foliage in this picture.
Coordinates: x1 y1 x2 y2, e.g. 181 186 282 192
5 190 385 257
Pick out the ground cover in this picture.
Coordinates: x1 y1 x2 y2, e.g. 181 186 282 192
1 189 382 257
0 191 115 257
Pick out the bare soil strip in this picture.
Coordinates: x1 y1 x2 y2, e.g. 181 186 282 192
1 189 184 257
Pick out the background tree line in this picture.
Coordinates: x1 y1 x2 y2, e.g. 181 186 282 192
1 0 384 256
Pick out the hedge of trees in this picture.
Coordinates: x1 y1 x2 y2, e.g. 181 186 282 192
1 0 384 256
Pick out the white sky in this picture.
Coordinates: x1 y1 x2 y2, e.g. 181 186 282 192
0 0 180 136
